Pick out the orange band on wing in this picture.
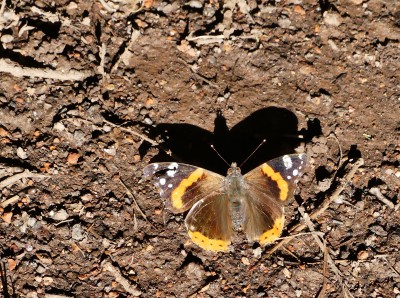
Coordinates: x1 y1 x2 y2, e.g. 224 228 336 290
261 164 289 201
171 168 204 209
259 215 284 245
188 231 230 252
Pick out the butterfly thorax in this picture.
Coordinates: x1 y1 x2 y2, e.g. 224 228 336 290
225 163 247 231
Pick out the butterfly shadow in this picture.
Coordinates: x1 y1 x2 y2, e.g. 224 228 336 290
140 107 321 174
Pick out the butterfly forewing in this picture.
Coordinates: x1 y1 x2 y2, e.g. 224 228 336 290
244 154 307 205
242 154 307 245
144 162 224 213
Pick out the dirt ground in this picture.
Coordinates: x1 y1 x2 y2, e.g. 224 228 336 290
1 0 400 297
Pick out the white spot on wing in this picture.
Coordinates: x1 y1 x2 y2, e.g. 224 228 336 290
299 154 305 165
287 176 292 180
167 170 175 177
159 178 166 185
293 169 299 176
283 155 293 169
153 163 159 170
168 162 178 169
168 184 173 188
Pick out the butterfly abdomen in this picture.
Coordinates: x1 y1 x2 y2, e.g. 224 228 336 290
228 199 244 231
225 174 247 231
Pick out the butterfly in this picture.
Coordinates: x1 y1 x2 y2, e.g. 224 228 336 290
143 153 307 252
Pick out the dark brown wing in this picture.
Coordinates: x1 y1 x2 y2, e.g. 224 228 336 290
143 162 224 213
185 193 233 252
241 187 285 245
243 154 307 245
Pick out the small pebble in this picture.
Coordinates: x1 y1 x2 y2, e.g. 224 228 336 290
43 276 54 286
73 130 86 147
241 257 250 266
187 0 203 8
185 263 204 280
67 152 80 165
71 224 84 241
17 147 28 159
143 117 153 125
282 267 291 278
369 225 387 237
53 122 66 131
50 209 69 221
81 193 93 202
357 250 369 260
323 12 341 26
36 265 46 274
103 148 116 156
253 247 262 258
1 34 14 43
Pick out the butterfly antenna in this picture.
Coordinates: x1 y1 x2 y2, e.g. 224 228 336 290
239 139 266 168
210 145 230 167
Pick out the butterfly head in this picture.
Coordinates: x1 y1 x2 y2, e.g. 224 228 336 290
227 162 241 177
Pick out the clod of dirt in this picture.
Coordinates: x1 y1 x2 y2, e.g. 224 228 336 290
185 262 205 281
72 224 85 241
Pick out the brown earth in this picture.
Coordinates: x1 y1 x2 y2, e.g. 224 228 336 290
0 0 399 297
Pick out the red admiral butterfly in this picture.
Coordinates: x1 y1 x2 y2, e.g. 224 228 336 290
144 154 307 252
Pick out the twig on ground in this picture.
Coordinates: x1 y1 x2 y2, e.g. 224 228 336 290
129 0 145 14
298 207 354 297
327 132 344 173
186 35 224 44
111 29 141 73
98 0 117 12
369 187 395 209
102 261 142 296
0 261 12 298
316 239 328 298
266 158 364 255
119 178 151 225
0 169 49 189
63 117 159 147
53 219 74 226
189 283 211 298
0 0 6 18
178 58 219 89
65 117 179 161
0 59 93 81
87 223 101 239
0 195 20 208
45 294 74 298
98 43 107 77
102 119 159 146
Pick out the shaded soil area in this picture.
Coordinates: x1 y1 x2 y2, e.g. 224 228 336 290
1 0 399 297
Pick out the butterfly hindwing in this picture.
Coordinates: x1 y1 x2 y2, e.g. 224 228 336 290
185 193 233 252
242 187 285 245
143 162 224 213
